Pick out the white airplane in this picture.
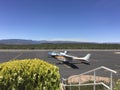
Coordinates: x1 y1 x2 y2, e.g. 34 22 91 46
48 51 91 64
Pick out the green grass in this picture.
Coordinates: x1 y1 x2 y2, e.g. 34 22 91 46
65 85 105 90
63 81 109 90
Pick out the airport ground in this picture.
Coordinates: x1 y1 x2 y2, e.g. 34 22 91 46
0 49 120 79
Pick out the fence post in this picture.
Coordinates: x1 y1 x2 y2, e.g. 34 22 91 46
110 72 113 90
94 71 96 90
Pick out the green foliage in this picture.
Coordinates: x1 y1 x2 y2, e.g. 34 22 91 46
114 80 120 90
65 85 105 90
0 59 60 90
0 43 120 49
65 81 106 90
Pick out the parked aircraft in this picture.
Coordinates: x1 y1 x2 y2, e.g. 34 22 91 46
48 51 91 65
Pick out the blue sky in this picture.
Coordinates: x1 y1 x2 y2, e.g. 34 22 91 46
0 0 120 42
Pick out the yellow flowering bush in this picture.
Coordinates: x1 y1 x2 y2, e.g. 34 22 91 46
0 59 60 90
114 80 120 90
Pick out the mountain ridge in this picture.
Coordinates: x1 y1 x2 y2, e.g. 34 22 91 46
0 39 81 45
0 39 119 45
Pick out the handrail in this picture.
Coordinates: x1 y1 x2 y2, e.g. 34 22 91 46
62 66 117 90
68 66 117 80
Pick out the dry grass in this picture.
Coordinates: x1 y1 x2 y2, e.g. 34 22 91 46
67 75 110 84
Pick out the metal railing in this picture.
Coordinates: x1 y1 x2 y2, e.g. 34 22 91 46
62 66 117 90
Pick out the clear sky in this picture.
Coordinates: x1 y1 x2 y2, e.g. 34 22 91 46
0 0 120 43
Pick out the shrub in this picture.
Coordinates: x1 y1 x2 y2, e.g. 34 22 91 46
0 59 60 90
114 80 120 90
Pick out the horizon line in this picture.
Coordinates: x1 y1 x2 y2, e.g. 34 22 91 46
0 38 120 44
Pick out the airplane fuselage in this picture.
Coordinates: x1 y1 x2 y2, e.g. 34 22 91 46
48 51 91 63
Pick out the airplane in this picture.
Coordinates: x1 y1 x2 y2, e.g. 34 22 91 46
48 51 91 65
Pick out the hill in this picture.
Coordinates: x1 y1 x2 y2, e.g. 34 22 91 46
0 39 120 49
0 39 82 45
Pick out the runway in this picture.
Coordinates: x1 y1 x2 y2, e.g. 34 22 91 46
0 50 120 79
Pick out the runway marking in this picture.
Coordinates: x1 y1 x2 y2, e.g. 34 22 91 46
11 52 23 60
114 52 120 54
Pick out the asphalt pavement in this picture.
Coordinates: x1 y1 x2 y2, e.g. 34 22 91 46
0 50 120 79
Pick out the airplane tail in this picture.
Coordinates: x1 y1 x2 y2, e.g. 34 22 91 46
64 51 68 54
81 53 91 61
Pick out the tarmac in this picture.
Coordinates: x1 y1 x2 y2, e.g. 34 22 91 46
0 49 120 79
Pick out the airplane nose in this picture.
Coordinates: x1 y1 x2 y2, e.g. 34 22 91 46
48 52 52 55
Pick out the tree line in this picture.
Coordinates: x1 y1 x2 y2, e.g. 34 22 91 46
0 43 120 49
